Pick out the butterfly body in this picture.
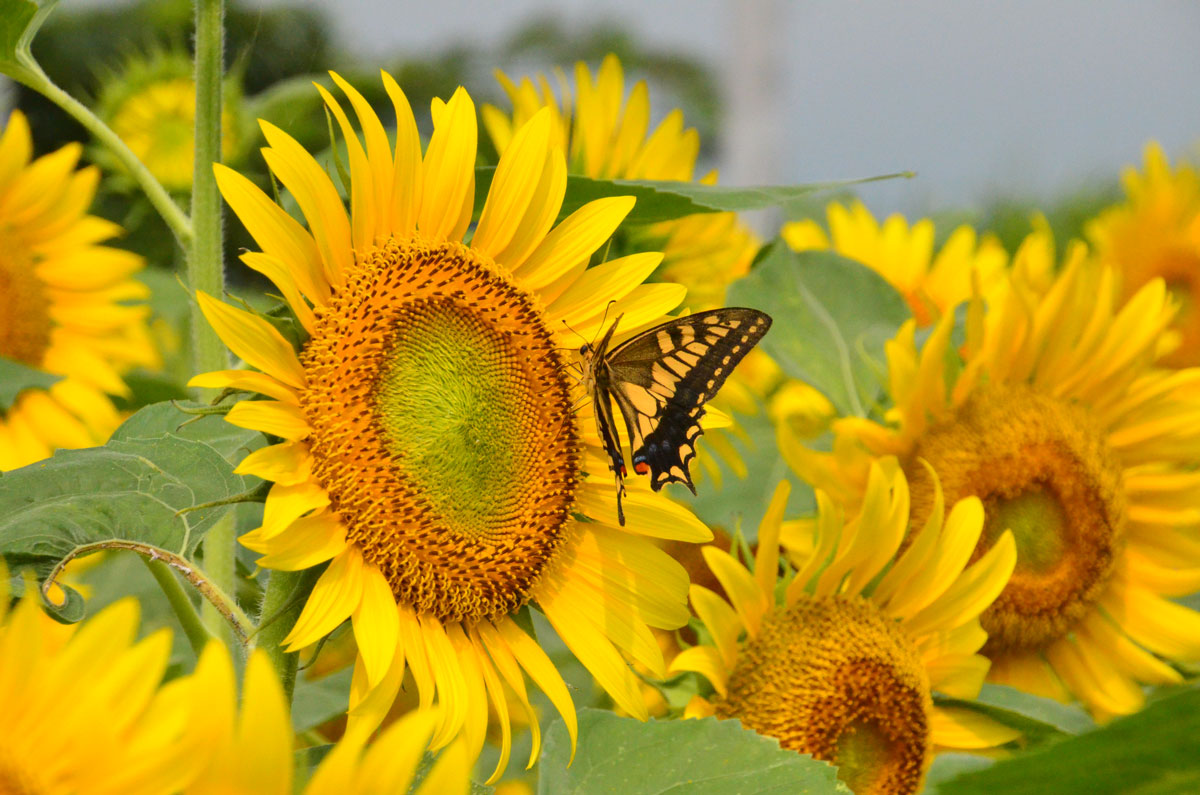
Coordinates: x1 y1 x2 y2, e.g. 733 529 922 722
580 308 773 525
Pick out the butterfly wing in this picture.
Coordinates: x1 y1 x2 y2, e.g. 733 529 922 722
591 373 631 525
604 308 772 492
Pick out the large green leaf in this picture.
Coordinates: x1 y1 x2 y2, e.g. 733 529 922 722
937 686 1200 794
0 356 62 409
0 401 263 617
292 668 352 733
474 167 911 226
0 0 50 78
726 244 911 417
538 709 847 794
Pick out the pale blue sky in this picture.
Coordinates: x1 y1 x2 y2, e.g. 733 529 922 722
261 1 1200 215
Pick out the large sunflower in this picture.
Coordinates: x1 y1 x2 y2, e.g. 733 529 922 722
483 54 765 485
1088 142 1200 366
672 463 1018 795
784 241 1200 719
783 200 1009 327
0 111 158 471
0 563 201 794
193 72 713 780
186 644 469 794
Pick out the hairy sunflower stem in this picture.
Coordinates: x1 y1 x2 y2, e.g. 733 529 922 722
41 541 254 641
256 568 315 705
200 512 238 649
142 557 212 656
192 0 236 640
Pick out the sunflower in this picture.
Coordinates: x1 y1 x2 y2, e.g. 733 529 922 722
0 561 204 794
97 50 241 192
783 241 1200 720
1088 142 1200 366
672 463 1018 795
0 111 158 471
186 643 469 794
483 53 765 485
783 200 1009 327
192 72 713 781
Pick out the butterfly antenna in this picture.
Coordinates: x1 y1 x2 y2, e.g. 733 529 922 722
594 299 618 345
560 319 590 348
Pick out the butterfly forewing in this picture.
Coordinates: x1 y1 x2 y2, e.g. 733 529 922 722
604 308 772 492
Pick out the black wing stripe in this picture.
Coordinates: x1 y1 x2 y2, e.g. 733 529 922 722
599 308 772 495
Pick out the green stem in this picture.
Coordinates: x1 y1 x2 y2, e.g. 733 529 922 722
192 0 234 639
11 66 192 246
190 0 228 378
143 557 211 656
40 540 254 640
256 569 308 704
200 512 238 649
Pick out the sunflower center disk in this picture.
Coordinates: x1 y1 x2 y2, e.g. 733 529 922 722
0 750 47 795
0 248 52 366
906 383 1125 655
717 595 931 795
300 238 579 623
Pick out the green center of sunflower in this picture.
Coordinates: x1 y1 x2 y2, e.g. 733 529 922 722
300 237 580 623
983 486 1066 574
0 248 52 366
716 594 932 795
373 299 540 537
905 383 1125 656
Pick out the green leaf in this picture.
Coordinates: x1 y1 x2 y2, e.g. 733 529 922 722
474 167 912 226
292 668 352 732
0 0 37 70
937 686 1200 794
726 244 911 417
0 357 63 409
538 709 848 794
0 401 263 608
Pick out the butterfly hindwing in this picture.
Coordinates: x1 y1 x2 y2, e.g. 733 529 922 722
604 308 772 493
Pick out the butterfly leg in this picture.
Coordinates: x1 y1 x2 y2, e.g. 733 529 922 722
614 470 627 527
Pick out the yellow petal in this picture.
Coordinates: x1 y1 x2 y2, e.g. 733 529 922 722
668 645 729 697
234 652 293 795
702 546 768 637
352 565 399 687
755 480 790 600
690 585 742 670
418 87 477 243
213 163 327 303
514 196 634 289
284 547 365 648
354 709 440 794
473 107 554 258
929 705 1021 750
489 618 578 760
246 512 346 571
260 122 353 287
903 529 1016 638
574 484 712 542
234 440 311 485
541 593 645 720
187 369 299 404
381 71 423 239
226 400 310 440
259 479 330 539
547 252 663 324
196 292 306 388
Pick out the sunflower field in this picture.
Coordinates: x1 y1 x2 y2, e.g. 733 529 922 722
3 2 1200 793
